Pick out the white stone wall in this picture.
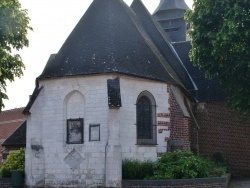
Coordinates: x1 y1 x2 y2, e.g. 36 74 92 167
119 76 170 160
25 74 170 187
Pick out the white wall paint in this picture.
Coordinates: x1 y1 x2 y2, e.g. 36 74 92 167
25 74 170 187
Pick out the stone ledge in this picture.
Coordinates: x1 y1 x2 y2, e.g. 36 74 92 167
123 174 231 188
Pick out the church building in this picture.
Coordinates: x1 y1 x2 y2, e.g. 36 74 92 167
23 0 250 187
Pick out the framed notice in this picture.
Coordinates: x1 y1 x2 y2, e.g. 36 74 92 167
67 118 84 144
89 124 100 141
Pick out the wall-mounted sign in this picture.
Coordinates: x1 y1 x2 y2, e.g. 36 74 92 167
89 124 100 141
67 118 84 144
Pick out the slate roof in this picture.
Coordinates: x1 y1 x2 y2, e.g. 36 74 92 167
131 0 195 91
153 0 188 25
154 0 189 12
23 83 43 115
1 121 26 147
39 0 180 85
24 0 226 115
172 41 225 102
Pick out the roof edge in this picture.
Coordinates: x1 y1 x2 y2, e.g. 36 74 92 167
23 81 43 115
153 0 189 15
1 120 26 146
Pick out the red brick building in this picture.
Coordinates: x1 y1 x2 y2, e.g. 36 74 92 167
195 102 250 177
0 107 25 164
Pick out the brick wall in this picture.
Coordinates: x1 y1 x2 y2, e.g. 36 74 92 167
168 87 191 151
189 117 199 154
123 183 226 188
196 101 250 177
0 178 11 188
123 175 230 188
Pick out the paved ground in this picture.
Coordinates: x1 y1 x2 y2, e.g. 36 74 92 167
229 179 250 188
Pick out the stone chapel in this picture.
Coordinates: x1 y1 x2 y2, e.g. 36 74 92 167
23 0 250 187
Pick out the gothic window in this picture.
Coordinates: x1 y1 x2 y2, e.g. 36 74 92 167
65 91 85 144
136 91 157 145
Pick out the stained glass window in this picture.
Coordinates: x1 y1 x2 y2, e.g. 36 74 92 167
136 91 157 145
137 96 152 139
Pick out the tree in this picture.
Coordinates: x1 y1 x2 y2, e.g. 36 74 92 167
0 0 32 111
0 148 25 177
185 0 250 116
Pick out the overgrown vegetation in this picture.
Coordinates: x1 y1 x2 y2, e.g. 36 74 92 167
122 150 229 180
0 148 25 178
122 159 155 179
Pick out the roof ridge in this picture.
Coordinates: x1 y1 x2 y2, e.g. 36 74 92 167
38 0 177 84
131 0 197 90
0 118 26 125
130 0 185 87
154 0 189 14
1 107 25 114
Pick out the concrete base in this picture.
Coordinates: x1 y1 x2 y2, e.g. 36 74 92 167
105 145 122 188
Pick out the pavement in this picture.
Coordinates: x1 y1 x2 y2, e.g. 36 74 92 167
229 179 250 188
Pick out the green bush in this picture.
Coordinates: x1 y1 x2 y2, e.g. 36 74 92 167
149 150 214 180
0 166 12 178
0 148 25 178
122 151 228 180
210 166 227 177
122 159 155 179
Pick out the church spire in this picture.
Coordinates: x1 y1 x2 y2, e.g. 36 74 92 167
153 0 189 42
154 0 188 13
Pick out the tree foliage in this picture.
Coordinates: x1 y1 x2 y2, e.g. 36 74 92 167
0 148 25 177
185 0 250 116
0 0 32 110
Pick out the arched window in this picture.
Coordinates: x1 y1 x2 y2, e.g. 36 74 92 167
64 91 85 144
136 91 157 145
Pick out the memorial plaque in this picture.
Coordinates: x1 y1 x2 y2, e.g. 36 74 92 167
67 118 84 144
89 124 100 141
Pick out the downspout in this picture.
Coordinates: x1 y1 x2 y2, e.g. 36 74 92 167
184 97 200 154
104 125 109 183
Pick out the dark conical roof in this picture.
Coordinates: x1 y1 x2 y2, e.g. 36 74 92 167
131 0 195 90
39 0 179 84
154 0 189 13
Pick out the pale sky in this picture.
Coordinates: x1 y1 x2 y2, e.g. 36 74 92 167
3 0 193 110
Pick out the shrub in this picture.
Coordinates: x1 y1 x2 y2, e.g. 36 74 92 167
0 166 12 178
210 166 227 177
0 148 25 178
122 151 228 180
122 159 155 179
148 150 214 180
212 152 231 173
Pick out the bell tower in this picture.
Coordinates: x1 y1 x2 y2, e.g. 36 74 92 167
153 0 189 42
